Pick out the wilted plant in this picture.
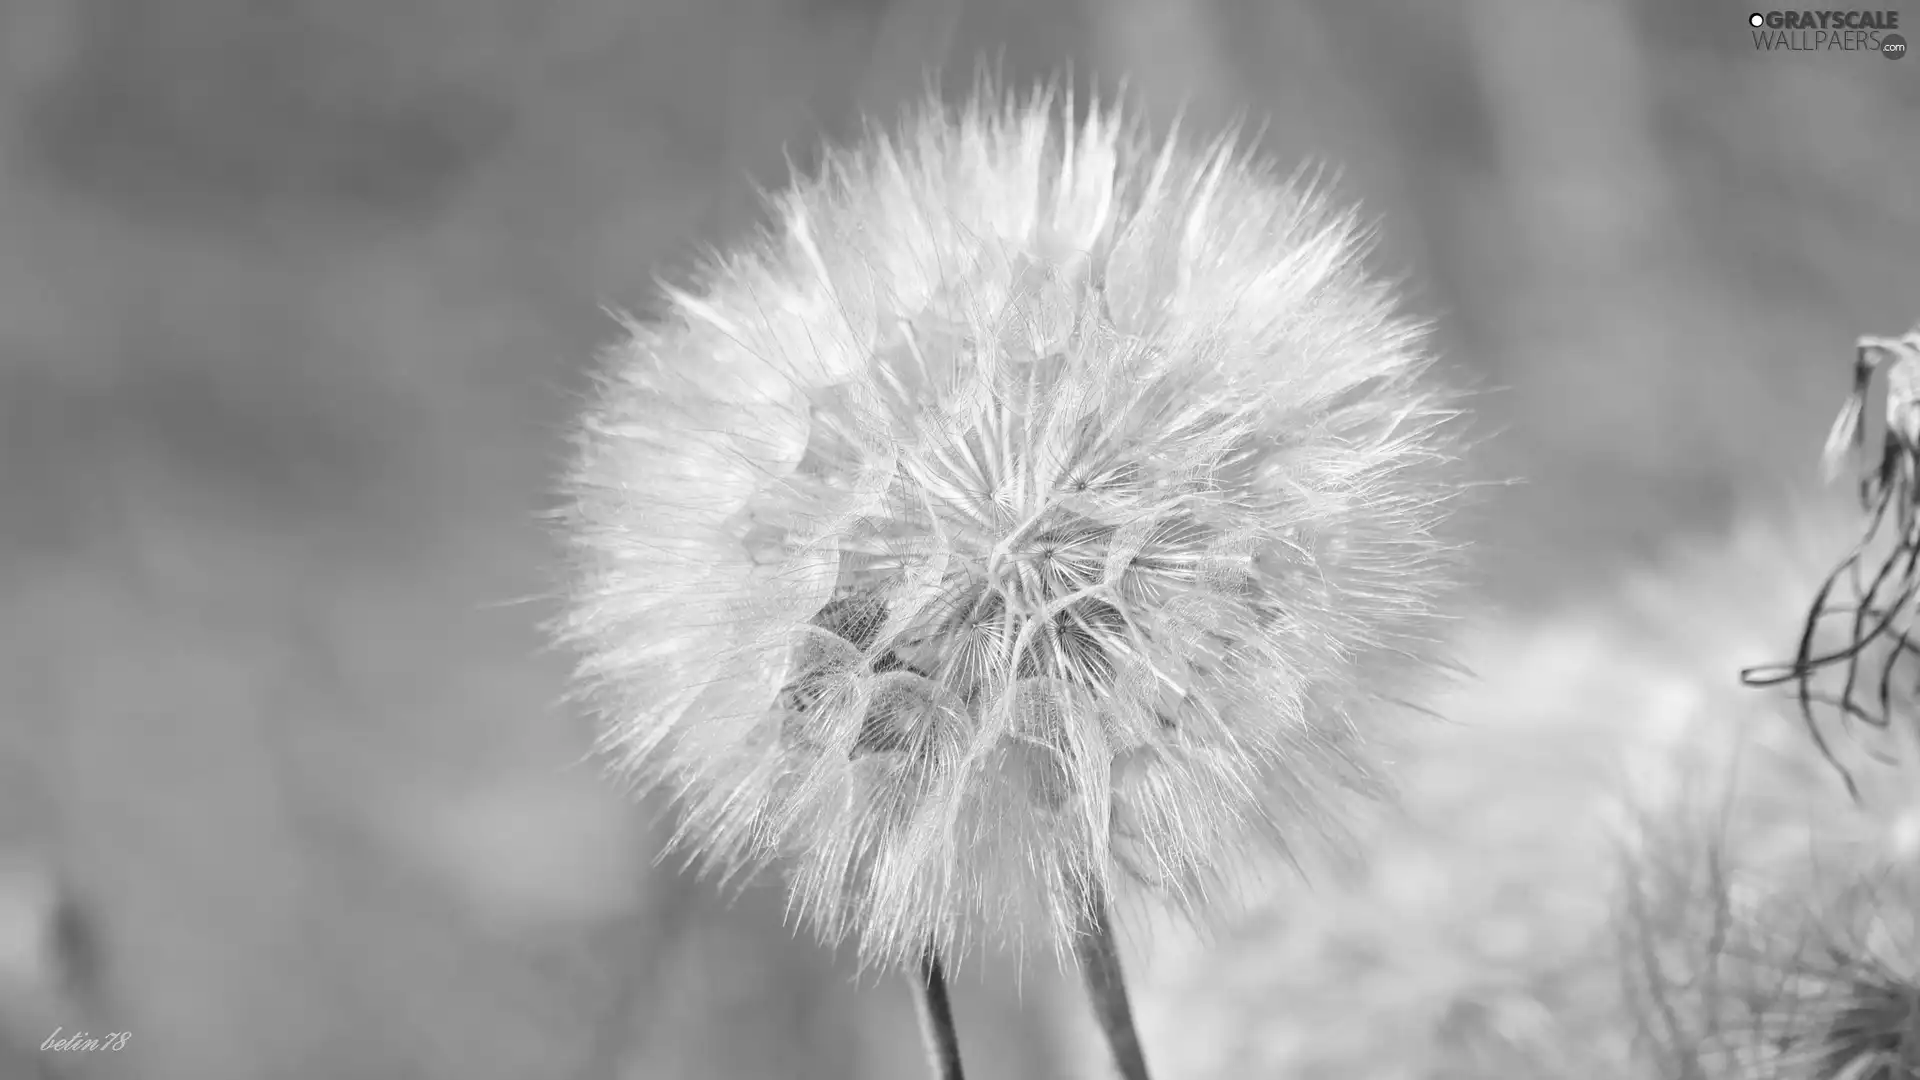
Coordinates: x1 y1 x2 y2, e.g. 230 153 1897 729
1606 489 1920 1080
1744 326 1920 801
554 80 1463 1078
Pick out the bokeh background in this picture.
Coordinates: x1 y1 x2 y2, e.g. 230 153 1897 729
0 1 1914 1077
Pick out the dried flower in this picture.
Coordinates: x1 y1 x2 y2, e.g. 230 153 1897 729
1745 326 1920 801
555 83 1462 971
1581 499 1920 1079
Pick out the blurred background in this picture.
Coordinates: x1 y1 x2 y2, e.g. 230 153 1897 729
0 1 1913 1077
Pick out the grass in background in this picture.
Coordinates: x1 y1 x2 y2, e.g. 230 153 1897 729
1132 498 1920 1079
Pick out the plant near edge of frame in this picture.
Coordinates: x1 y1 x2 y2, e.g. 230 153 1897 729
552 79 1466 1079
1744 326 1920 802
1621 798 1920 1080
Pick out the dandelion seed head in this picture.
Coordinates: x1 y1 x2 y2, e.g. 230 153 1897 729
557 83 1463 969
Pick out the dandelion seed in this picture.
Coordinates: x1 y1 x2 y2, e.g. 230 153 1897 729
554 80 1463 1077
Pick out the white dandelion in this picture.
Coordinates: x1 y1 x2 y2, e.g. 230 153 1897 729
556 81 1463 1078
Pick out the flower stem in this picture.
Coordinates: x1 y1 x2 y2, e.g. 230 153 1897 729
1077 893 1153 1080
912 949 966 1080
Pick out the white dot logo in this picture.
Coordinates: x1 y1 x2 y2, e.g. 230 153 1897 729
1749 12 1765 26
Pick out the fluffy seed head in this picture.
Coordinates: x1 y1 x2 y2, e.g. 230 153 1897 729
557 84 1462 969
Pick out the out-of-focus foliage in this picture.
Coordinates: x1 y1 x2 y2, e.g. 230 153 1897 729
0 0 1911 1077
1132 502 1920 1078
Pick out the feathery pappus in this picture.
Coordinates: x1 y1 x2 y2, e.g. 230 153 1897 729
555 82 1465 971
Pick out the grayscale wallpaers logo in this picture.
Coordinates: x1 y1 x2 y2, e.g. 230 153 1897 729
1750 10 1906 55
